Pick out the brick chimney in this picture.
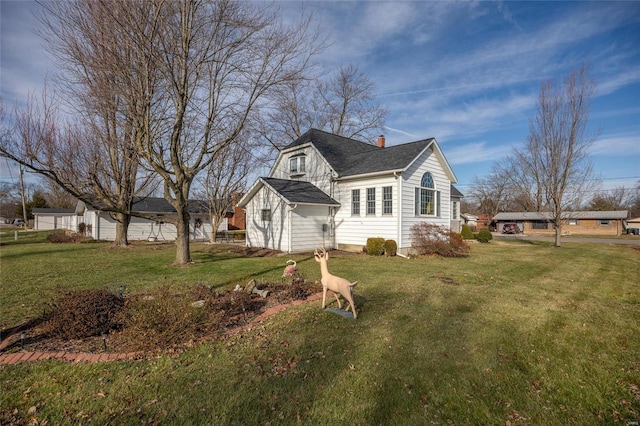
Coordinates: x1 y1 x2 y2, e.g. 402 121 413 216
377 135 385 148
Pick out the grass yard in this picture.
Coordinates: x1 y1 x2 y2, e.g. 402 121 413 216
1 231 639 424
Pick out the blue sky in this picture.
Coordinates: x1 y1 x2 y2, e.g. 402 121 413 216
2 1 639 199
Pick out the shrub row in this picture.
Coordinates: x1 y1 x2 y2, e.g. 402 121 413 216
460 225 493 243
365 238 397 256
410 223 470 257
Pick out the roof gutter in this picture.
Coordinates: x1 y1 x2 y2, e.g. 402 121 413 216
334 169 404 181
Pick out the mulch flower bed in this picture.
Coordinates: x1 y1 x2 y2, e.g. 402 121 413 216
0 279 323 356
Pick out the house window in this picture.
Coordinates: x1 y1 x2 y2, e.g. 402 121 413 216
366 188 376 215
598 220 611 226
352 189 360 215
415 172 437 216
289 155 306 175
261 209 271 222
452 201 458 220
383 186 392 215
568 219 579 225
531 220 548 229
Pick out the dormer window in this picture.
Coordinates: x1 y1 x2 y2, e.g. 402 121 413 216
289 154 306 176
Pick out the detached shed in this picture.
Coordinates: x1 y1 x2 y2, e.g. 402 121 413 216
33 208 79 231
76 197 231 242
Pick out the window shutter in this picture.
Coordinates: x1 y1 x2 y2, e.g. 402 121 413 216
437 191 441 217
415 187 419 215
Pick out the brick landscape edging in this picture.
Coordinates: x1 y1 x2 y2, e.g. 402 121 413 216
0 292 323 365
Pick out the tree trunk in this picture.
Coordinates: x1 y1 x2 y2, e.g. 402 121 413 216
209 214 223 244
554 223 562 247
112 212 131 247
174 208 192 265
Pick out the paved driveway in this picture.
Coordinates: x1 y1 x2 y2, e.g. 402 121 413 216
493 233 640 246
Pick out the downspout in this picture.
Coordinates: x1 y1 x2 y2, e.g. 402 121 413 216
287 204 298 253
394 171 402 249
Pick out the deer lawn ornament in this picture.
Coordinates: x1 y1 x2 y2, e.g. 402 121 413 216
314 248 358 319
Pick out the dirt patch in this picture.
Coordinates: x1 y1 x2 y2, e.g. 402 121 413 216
0 280 323 356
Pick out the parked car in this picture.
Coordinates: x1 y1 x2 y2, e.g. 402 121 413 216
13 219 25 226
502 223 520 234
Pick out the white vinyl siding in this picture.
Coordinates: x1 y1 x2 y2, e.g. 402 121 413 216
333 175 399 247
289 205 333 252
244 186 288 252
82 213 223 242
401 147 451 249
269 146 335 193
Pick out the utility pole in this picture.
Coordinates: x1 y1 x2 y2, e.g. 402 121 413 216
19 166 27 228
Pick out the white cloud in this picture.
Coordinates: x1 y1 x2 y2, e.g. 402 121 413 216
591 133 640 156
443 141 515 165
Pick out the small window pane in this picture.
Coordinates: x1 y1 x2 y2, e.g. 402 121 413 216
421 172 434 189
420 188 434 215
289 158 297 173
261 209 271 221
366 188 376 215
352 189 360 215
383 186 392 215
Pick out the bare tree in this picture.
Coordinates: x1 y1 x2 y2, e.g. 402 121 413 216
0 0 160 246
322 64 388 140
513 64 597 247
1 86 152 246
259 63 387 149
629 181 640 218
469 164 512 217
124 0 318 264
39 176 77 209
588 186 633 211
193 132 256 243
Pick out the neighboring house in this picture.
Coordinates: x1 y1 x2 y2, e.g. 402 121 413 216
492 211 628 236
476 215 492 231
33 208 78 231
75 197 231 242
238 128 460 254
626 217 640 234
228 193 246 230
460 213 478 230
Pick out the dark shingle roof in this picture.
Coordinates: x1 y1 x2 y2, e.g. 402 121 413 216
81 197 231 214
450 184 464 198
32 208 76 214
262 178 340 206
283 129 434 177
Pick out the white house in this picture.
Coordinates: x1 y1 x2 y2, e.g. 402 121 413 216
75 197 229 242
238 129 461 254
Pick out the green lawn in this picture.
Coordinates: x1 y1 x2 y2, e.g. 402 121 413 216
1 232 639 424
